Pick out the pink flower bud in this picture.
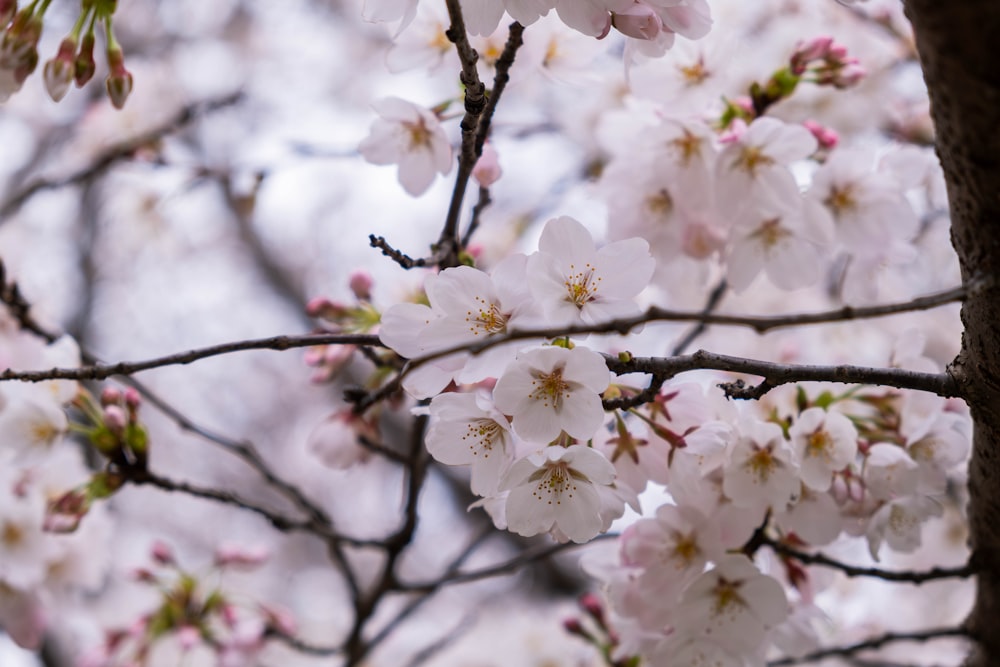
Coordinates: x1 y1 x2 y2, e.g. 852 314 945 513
472 142 502 187
348 270 373 301
105 45 133 110
124 386 141 410
100 386 123 406
802 119 839 150
42 36 75 102
0 0 16 27
176 626 201 651
74 32 95 86
612 2 662 41
579 592 606 627
831 62 865 88
151 540 175 566
103 404 127 434
305 296 348 321
0 9 41 71
214 542 270 568
790 36 833 74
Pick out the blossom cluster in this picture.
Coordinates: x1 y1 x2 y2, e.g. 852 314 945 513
365 215 970 662
0 0 132 107
0 314 112 650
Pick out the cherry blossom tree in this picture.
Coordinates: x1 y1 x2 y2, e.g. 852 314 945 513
0 0 996 666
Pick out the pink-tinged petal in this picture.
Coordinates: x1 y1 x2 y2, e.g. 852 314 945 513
564 347 612 392
459 0 505 35
593 237 655 298
538 216 599 261
550 482 604 542
557 391 606 440
379 303 437 357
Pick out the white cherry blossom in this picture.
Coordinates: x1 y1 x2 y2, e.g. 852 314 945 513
725 196 832 292
788 407 858 492
358 97 453 196
675 554 788 654
500 444 617 542
493 345 610 443
526 216 655 326
722 419 799 513
866 495 943 560
863 443 919 502
715 117 817 220
426 392 515 495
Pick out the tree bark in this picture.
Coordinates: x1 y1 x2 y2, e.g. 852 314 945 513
905 2 1000 664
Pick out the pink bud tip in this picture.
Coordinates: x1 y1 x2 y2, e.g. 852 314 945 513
150 540 175 566
348 270 374 301
100 386 123 406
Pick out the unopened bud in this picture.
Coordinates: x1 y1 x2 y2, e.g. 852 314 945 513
74 31 95 86
103 405 127 434
42 36 75 102
348 270 373 301
472 142 502 187
0 0 15 27
100 386 122 406
105 44 132 110
802 119 839 150
214 542 270 568
176 626 200 651
124 386 141 410
151 540 175 566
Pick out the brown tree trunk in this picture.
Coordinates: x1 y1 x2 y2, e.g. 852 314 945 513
905 1 1000 664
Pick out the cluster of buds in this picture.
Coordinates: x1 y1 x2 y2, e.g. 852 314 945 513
77 385 150 469
0 0 132 107
789 36 865 89
305 270 380 383
0 0 43 102
82 541 297 667
564 593 635 667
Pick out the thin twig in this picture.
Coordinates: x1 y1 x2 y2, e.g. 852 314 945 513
0 93 244 220
396 534 617 593
671 278 727 355
766 538 976 583
767 627 969 666
0 332 382 382
125 468 381 548
606 350 961 400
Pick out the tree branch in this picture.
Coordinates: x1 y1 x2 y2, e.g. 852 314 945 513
606 350 961 400
766 538 976 583
767 627 970 666
0 92 244 220
395 534 616 593
0 332 382 382
123 467 381 549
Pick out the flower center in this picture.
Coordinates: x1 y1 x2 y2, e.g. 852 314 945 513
529 366 572 411
745 447 776 482
806 430 831 460
825 184 856 215
671 129 703 166
1 522 23 547
736 145 774 176
530 461 584 505
711 577 747 615
646 188 674 217
751 218 790 248
670 534 701 568
462 419 504 458
564 263 601 308
679 59 709 86
405 119 432 150
466 296 508 335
